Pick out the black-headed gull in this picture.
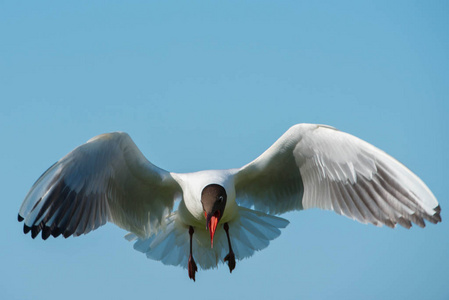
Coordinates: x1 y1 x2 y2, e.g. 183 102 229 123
18 124 441 281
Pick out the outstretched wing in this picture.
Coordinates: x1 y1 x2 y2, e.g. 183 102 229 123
234 124 441 228
19 132 182 239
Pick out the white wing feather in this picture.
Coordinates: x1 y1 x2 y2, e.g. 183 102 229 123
19 132 181 239
235 124 440 228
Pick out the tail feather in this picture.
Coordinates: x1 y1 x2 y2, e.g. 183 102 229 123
230 207 289 259
128 207 289 270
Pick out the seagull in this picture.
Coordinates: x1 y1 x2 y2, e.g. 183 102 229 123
18 124 441 281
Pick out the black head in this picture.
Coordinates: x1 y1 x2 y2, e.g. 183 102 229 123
201 184 227 247
201 184 227 217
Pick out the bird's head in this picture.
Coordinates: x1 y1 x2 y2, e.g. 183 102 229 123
201 184 227 248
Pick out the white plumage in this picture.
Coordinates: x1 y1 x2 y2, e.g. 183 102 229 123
18 124 441 279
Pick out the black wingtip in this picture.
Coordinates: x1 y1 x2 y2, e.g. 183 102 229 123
23 224 31 234
18 214 24 222
42 226 52 240
51 227 62 238
63 230 73 239
434 205 442 222
31 225 41 239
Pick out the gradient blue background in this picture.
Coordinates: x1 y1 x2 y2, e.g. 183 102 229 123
1 1 448 299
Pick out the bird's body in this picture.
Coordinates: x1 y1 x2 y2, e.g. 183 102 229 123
174 170 238 226
18 124 441 281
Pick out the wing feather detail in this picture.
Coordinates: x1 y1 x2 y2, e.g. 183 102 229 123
19 132 182 239
234 124 440 228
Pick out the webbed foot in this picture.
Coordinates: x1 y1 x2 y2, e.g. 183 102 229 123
224 250 236 273
188 254 198 281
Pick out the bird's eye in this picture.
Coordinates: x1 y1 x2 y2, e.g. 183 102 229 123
218 196 224 202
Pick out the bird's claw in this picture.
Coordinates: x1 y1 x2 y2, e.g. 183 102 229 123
188 254 198 281
224 251 236 273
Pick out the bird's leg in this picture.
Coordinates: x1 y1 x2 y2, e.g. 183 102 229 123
223 223 236 273
188 226 198 281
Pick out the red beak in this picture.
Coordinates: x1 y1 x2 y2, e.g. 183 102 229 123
205 211 220 248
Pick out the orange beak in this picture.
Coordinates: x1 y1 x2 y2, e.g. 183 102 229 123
205 211 220 248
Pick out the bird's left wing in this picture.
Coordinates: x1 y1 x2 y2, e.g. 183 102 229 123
234 124 441 228
19 132 182 239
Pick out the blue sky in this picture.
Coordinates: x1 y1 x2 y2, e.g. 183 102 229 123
1 1 448 299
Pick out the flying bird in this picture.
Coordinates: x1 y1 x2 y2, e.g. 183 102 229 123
18 124 441 281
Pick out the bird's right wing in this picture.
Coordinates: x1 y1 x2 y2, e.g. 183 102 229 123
19 132 182 239
234 124 441 228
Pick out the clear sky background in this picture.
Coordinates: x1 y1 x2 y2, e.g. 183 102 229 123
1 1 448 300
